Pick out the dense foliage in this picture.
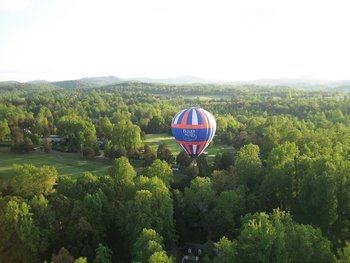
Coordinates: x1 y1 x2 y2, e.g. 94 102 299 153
1 82 350 262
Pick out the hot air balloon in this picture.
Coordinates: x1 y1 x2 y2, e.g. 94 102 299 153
171 107 216 165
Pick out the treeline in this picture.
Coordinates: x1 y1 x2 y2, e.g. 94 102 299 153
1 83 350 262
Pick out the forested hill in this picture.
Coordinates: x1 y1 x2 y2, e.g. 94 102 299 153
1 76 350 91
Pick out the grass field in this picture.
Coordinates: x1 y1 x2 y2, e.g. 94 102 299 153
0 134 234 180
0 147 110 180
143 133 235 163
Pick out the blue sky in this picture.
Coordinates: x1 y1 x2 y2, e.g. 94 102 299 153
0 0 349 82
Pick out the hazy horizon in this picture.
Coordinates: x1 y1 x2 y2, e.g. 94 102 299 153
1 0 349 82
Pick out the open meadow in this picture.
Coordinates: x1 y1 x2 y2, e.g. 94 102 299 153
0 147 111 180
0 134 234 181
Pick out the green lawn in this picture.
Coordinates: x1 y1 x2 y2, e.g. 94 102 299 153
144 133 183 155
143 133 235 163
0 134 234 181
0 147 110 180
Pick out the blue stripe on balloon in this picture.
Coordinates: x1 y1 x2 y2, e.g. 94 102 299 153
196 109 204 124
190 145 194 155
176 110 187 124
186 108 193 125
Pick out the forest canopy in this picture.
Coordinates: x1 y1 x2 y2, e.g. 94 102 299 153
1 81 350 262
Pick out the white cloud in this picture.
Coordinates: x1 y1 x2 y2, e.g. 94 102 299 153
0 0 31 11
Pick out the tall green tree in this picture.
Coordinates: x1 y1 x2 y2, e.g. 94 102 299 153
211 237 236 263
57 114 98 152
94 243 113 263
262 142 299 211
123 176 175 244
236 209 335 263
0 198 42 263
111 120 142 153
184 177 216 231
10 164 58 198
109 156 136 186
0 119 10 141
209 189 245 239
148 251 173 263
299 156 338 232
132 228 164 263
144 144 157 166
235 144 262 190
157 143 175 164
144 159 173 187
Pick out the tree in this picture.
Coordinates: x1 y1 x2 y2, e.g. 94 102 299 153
212 237 236 263
94 243 113 263
147 115 167 133
96 117 113 139
299 156 338 232
236 209 335 263
197 154 210 177
74 257 88 263
42 138 52 153
111 120 142 154
262 142 299 211
209 189 245 239
33 106 53 136
57 114 98 152
221 151 235 170
157 143 175 164
214 151 235 171
144 144 157 166
236 212 282 263
184 177 216 231
211 170 235 193
176 150 191 168
82 190 109 249
123 176 175 244
10 164 58 198
144 159 173 187
133 228 164 263
337 242 350 263
148 251 173 263
187 165 199 180
0 198 41 263
109 156 136 186
235 144 262 190
11 135 35 153
52 247 74 263
285 223 335 263
0 119 10 141
109 157 137 207
29 194 53 255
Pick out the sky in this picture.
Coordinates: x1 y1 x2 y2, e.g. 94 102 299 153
0 0 349 82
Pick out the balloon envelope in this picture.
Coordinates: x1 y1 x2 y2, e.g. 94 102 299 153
171 107 216 157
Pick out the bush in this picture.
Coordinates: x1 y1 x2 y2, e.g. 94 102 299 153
83 147 95 158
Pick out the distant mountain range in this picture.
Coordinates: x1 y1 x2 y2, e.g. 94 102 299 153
230 78 350 88
2 75 350 89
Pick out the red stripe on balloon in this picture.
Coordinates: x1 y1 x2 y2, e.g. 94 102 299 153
198 109 209 127
183 143 192 154
181 110 190 125
197 142 206 154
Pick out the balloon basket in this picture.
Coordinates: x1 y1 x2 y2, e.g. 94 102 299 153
191 158 197 167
